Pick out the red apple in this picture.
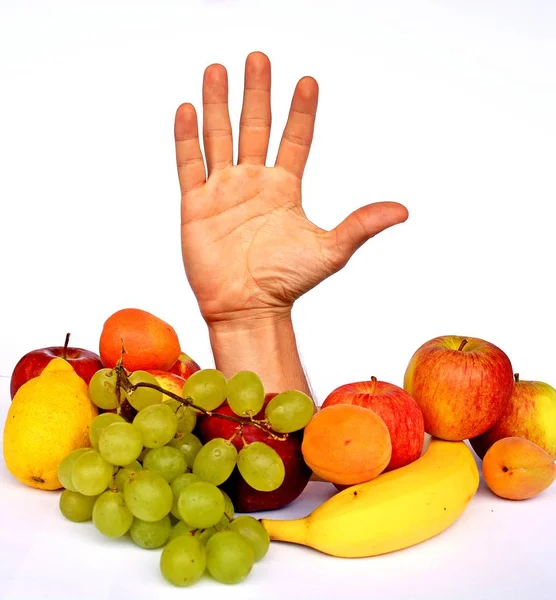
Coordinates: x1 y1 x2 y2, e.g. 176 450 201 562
168 351 201 380
403 335 514 441
470 373 556 460
321 376 425 472
10 334 103 400
196 393 312 512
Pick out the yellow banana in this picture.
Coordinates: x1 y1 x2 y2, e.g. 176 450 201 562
260 437 480 558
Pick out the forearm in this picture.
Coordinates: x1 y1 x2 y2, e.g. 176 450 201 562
206 312 314 401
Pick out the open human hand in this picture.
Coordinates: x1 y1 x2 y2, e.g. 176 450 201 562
174 52 408 328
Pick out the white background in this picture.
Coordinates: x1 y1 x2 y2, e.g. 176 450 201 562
0 1 555 598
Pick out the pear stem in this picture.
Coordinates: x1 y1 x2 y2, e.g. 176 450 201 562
62 333 70 359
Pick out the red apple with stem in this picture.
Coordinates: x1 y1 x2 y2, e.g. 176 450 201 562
196 393 312 512
168 351 201 380
321 376 425 472
403 335 514 441
10 333 103 399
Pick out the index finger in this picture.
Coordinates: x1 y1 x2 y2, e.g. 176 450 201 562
274 76 319 179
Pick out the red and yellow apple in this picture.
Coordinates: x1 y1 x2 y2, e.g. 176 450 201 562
321 376 425 472
470 374 556 460
196 393 312 512
10 335 103 400
147 369 186 401
403 335 514 441
168 351 201 380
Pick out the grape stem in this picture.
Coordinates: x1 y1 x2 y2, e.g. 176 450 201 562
114 364 287 441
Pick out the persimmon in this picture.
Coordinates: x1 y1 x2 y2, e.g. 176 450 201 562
301 404 392 485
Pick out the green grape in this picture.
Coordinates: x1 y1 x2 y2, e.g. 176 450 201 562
192 438 237 486
265 390 315 433
124 470 172 522
195 526 217 544
129 514 171 549
88 368 119 410
229 515 270 562
178 481 225 529
167 432 203 468
123 371 163 411
89 412 125 450
182 369 227 411
132 403 177 448
237 441 285 492
59 489 98 522
164 399 197 434
205 530 254 584
143 446 186 483
160 535 206 587
168 520 197 541
92 490 133 538
58 448 90 491
98 422 143 466
226 370 265 417
72 450 113 496
220 489 235 519
115 460 142 493
170 473 201 518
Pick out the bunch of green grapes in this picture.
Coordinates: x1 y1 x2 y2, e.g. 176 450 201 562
59 367 282 587
59 366 317 586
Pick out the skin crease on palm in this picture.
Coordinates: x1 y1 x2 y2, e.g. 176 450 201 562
174 51 409 328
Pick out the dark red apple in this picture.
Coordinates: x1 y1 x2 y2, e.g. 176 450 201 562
10 334 103 399
321 376 425 473
168 351 201 380
196 393 312 512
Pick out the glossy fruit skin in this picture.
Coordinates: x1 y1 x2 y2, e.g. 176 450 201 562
321 377 425 472
99 307 181 372
403 335 514 441
196 394 312 512
10 346 103 400
168 352 202 380
470 378 556 460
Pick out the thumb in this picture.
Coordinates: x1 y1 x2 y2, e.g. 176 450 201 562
326 201 409 269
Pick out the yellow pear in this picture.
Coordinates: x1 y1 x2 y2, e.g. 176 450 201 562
3 357 99 490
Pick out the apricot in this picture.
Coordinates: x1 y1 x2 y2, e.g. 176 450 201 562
301 404 392 485
482 436 556 500
99 308 181 372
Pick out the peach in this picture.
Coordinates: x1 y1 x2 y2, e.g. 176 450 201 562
482 436 556 500
301 404 392 486
99 308 181 372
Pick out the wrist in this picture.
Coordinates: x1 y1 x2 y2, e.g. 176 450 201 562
205 307 293 334
206 309 313 400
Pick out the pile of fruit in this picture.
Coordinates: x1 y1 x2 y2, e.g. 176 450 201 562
3 307 556 587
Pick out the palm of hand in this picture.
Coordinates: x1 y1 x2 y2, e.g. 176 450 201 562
175 52 408 324
181 164 333 321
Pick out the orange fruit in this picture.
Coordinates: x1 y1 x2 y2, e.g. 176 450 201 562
301 404 392 485
99 308 181 372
